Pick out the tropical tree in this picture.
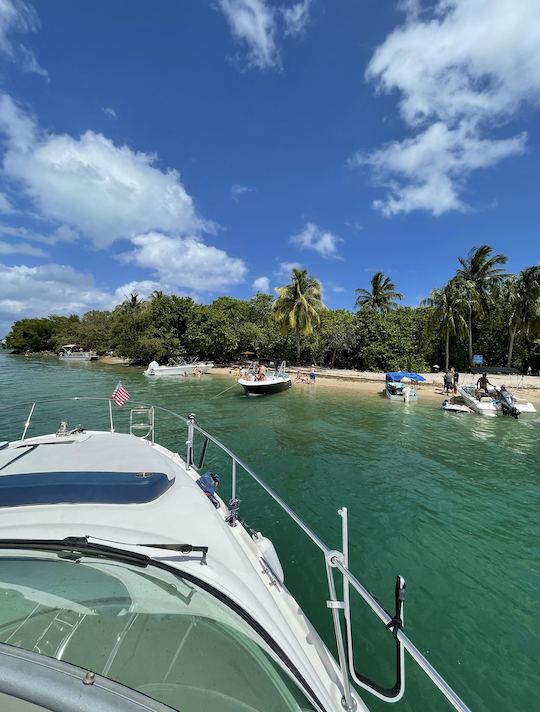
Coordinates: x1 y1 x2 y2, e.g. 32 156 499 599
273 268 323 364
455 245 507 367
422 280 462 371
501 266 540 367
355 272 402 313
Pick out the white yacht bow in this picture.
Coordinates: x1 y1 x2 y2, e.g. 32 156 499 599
0 397 472 712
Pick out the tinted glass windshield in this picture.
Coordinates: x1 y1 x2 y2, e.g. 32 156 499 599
0 551 316 712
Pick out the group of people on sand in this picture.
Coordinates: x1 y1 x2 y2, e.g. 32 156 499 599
295 366 317 385
443 367 459 395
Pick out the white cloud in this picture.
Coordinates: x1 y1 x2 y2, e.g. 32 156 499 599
331 285 345 293
0 222 79 245
217 0 312 69
354 121 526 216
102 106 117 118
0 191 14 213
276 261 302 278
120 232 247 293
112 280 161 303
252 276 270 293
0 262 117 332
0 239 45 256
282 0 312 36
290 222 343 258
360 0 540 216
217 0 278 69
0 94 206 248
0 0 47 76
231 183 255 201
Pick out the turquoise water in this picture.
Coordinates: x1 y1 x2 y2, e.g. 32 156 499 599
1 351 539 712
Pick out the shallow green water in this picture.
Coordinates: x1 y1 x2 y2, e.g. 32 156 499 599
1 352 539 712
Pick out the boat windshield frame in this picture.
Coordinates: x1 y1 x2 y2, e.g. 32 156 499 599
0 538 323 712
1 396 471 712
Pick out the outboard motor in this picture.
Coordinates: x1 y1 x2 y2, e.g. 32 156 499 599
499 389 520 419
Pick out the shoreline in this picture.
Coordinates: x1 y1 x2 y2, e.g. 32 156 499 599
212 366 540 406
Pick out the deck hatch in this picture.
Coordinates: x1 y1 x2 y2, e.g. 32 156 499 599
0 471 172 507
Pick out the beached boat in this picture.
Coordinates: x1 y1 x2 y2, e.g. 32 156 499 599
238 361 292 395
457 384 536 418
59 344 98 361
385 371 425 402
143 359 194 377
0 396 471 712
192 360 214 372
442 399 472 414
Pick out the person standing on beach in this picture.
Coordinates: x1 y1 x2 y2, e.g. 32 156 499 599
452 367 459 394
443 370 453 394
309 365 316 383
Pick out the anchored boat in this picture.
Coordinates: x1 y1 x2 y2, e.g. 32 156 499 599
0 397 471 712
239 360 292 395
59 344 98 361
457 384 536 418
144 359 194 377
385 371 426 402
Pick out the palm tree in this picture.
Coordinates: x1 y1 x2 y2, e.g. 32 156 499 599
422 280 462 371
123 292 141 311
355 272 402 312
501 266 540 367
273 268 323 364
455 245 507 367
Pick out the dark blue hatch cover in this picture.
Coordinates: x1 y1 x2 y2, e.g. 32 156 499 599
0 471 172 507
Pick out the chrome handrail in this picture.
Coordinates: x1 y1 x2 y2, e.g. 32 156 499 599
1 396 471 712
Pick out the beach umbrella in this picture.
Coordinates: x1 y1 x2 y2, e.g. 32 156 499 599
240 351 255 356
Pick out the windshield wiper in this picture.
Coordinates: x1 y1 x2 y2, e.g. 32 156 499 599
0 537 209 566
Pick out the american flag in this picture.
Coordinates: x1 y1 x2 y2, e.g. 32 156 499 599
111 382 130 407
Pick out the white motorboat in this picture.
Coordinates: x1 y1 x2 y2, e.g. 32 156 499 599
239 361 292 395
442 399 472 414
59 344 98 361
384 371 425 402
457 384 537 418
193 360 214 372
0 396 471 712
144 359 194 377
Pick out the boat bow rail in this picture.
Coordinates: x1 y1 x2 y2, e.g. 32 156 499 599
2 396 471 712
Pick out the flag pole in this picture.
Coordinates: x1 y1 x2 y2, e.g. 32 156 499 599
109 398 114 432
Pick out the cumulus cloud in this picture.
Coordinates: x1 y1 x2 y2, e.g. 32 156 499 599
231 183 255 201
112 280 161 303
0 94 206 248
282 0 312 36
217 0 312 69
359 0 540 216
252 276 270 293
0 0 47 76
276 261 302 279
120 232 247 293
290 222 343 258
0 222 78 245
0 262 117 332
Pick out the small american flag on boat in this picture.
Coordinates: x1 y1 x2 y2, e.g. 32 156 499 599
111 382 130 407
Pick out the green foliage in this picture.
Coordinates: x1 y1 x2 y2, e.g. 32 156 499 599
5 318 56 352
355 272 403 313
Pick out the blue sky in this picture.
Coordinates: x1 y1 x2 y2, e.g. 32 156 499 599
0 0 539 333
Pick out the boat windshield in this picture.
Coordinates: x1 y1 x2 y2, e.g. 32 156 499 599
0 550 317 712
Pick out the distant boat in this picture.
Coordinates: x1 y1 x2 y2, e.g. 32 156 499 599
59 344 98 361
239 361 292 395
385 371 425 402
457 384 536 418
143 359 194 377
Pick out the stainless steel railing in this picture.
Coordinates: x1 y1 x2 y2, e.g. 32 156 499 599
3 396 471 712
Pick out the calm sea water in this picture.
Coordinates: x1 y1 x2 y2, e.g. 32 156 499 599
0 351 538 712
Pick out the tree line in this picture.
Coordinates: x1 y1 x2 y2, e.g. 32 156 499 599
4 245 540 372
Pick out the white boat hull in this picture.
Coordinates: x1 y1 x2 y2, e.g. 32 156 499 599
59 352 97 361
385 386 417 402
144 364 194 377
457 384 536 417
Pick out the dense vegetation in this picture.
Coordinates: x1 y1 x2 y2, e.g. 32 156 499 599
4 246 540 372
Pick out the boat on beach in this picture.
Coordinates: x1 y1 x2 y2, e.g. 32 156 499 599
0 396 471 712
192 360 214 372
59 344 98 361
442 399 472 414
238 360 292 395
143 359 194 377
457 384 537 418
385 371 425 402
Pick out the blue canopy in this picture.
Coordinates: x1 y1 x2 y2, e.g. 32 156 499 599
386 371 426 382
